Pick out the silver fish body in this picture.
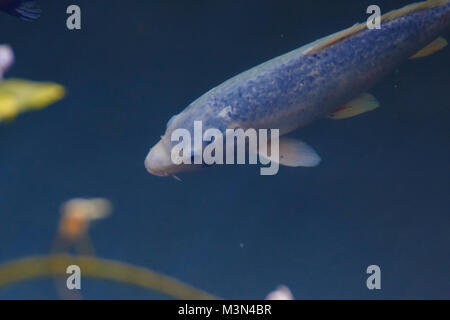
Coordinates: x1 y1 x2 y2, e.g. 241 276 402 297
146 0 450 177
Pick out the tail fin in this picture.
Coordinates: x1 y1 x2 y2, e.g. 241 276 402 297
3 0 41 21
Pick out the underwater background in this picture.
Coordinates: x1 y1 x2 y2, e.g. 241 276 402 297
0 0 449 299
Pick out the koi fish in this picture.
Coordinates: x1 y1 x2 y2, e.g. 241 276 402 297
0 79 65 122
145 0 449 177
0 0 41 21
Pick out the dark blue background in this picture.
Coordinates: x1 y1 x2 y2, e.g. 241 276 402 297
0 0 449 299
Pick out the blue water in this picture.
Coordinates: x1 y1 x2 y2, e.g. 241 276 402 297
0 0 449 299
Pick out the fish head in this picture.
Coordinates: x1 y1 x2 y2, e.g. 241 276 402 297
145 111 197 177
145 138 188 177
145 105 225 177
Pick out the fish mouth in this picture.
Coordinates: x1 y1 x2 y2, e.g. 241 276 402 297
144 140 172 177
146 166 169 177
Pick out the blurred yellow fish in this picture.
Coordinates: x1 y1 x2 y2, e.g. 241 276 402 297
0 79 65 121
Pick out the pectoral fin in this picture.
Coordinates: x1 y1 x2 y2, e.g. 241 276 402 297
327 93 379 120
259 137 321 167
410 37 447 59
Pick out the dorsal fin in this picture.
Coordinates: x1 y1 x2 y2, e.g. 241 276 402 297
304 0 449 55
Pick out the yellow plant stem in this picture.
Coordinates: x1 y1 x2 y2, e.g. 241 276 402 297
0 254 218 300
